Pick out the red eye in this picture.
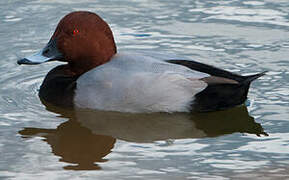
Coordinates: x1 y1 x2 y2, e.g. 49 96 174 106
73 29 79 35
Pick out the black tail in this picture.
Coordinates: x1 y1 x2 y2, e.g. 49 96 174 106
193 72 266 112
242 71 267 84
166 59 266 112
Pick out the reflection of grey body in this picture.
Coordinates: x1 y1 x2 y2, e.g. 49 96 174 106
74 105 267 142
19 105 267 170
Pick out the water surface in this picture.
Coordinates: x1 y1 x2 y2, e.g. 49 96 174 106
0 0 289 179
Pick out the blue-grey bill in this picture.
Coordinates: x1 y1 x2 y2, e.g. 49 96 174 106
17 50 53 65
17 38 63 65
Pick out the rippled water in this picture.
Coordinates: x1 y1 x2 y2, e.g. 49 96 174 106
1 0 289 179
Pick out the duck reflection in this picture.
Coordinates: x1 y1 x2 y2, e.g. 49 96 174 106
19 119 115 170
19 104 267 170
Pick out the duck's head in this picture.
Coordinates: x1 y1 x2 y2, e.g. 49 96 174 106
18 11 117 75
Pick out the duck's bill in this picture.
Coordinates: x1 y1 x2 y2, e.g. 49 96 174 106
17 38 63 65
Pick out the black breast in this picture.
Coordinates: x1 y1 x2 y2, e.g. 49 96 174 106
39 65 79 107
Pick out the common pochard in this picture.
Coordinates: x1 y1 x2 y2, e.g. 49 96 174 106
18 11 266 113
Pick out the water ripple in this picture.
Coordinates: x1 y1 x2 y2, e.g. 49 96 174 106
0 0 289 179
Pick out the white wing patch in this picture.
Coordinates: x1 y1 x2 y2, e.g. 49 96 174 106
74 52 208 113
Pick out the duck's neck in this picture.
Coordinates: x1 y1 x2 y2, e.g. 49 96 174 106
68 57 112 76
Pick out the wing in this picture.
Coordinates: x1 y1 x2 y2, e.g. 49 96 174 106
74 52 210 113
75 68 207 113
166 59 245 83
107 52 210 79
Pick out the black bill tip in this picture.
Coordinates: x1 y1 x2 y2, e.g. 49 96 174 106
17 58 41 65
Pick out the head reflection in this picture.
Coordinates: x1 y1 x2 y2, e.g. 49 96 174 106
19 104 267 170
19 119 116 170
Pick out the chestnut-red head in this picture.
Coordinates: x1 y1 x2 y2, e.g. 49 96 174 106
18 11 117 75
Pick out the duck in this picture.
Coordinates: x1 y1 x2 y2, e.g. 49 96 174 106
17 11 266 113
